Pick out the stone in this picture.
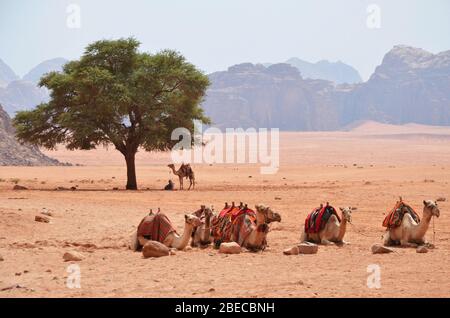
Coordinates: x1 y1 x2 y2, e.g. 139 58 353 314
283 246 299 255
297 242 319 254
63 251 84 262
142 241 170 258
371 244 395 254
219 242 241 254
0 254 4 261
41 211 53 217
416 246 429 253
13 185 28 190
35 215 50 223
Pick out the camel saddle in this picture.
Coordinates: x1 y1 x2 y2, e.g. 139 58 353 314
212 205 261 247
137 212 177 243
382 201 420 229
304 204 341 234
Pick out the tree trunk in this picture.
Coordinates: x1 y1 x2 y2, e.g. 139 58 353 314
125 151 138 190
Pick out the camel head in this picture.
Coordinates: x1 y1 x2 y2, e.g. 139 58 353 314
167 164 175 169
339 206 356 223
184 214 203 227
255 204 281 223
423 200 440 218
203 206 215 218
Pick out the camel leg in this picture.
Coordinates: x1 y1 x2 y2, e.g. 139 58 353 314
188 179 192 190
179 176 183 190
321 238 333 245
400 239 418 248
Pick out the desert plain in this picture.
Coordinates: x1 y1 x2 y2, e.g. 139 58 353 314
0 121 449 298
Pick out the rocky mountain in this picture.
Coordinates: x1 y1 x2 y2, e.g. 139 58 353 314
22 57 68 83
0 58 19 87
264 58 362 84
0 103 60 166
0 58 67 116
285 58 362 84
203 46 450 130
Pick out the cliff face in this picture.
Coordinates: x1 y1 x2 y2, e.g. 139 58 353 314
205 63 341 130
203 46 450 130
0 103 60 166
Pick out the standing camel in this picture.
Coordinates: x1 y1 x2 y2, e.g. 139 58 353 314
168 164 195 190
300 204 356 245
382 199 440 247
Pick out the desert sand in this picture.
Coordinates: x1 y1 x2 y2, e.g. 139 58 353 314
1 122 449 297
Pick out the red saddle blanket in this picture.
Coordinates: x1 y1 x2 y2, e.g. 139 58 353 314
137 213 177 243
382 201 420 229
212 206 257 246
304 205 341 234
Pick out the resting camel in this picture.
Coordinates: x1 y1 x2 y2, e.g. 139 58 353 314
300 206 356 245
383 199 440 247
191 205 215 248
212 203 281 252
133 212 202 251
167 164 195 190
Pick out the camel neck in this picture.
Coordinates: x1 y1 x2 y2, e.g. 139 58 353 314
416 210 432 238
338 216 347 241
173 223 194 250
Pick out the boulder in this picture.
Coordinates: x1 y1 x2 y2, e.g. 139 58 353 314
219 242 241 254
35 215 50 223
13 185 28 190
416 246 429 253
142 241 170 258
63 251 84 262
371 244 394 254
298 242 318 254
283 246 299 255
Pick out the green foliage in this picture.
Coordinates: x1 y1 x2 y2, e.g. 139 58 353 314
13 38 210 156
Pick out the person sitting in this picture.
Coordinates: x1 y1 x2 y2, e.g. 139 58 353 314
164 179 174 191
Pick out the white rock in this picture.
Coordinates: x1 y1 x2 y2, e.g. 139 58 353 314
219 242 241 254
63 251 84 262
298 242 319 254
142 241 170 258
371 244 394 254
283 246 299 255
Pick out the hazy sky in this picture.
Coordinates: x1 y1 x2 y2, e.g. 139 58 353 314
1 0 449 80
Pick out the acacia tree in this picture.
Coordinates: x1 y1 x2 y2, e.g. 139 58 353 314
13 38 210 190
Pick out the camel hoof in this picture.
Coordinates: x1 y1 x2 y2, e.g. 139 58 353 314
416 246 429 253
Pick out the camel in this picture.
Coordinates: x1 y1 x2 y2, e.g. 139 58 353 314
191 205 215 248
300 206 356 245
383 199 440 247
168 164 195 190
134 213 202 251
212 203 281 252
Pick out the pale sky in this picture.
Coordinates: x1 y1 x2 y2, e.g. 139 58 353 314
1 0 449 80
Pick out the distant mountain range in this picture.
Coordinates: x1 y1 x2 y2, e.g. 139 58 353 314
265 58 362 84
0 58 67 115
203 45 450 130
1 46 449 131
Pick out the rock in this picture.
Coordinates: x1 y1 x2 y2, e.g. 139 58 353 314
63 251 84 262
129 231 139 251
0 254 4 261
283 246 299 255
13 185 28 190
35 215 50 223
41 211 53 217
219 242 241 254
297 242 319 254
371 244 395 254
142 241 170 258
416 246 429 253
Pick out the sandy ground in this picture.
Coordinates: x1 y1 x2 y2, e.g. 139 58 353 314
1 122 450 298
